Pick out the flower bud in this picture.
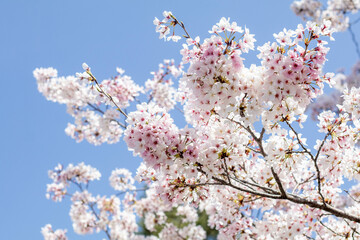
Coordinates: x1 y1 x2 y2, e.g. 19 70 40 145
82 62 90 71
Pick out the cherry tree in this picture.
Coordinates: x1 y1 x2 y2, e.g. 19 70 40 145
36 2 360 240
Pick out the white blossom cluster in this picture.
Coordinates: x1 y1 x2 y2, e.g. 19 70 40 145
34 67 142 145
291 0 360 31
153 11 181 42
44 163 207 240
308 61 360 119
34 67 96 107
65 109 123 145
41 224 68 240
109 168 135 191
46 162 101 202
145 59 182 111
134 188 206 240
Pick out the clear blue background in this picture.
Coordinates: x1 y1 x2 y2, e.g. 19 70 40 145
1 0 359 239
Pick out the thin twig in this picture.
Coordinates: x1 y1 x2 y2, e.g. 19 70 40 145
230 176 278 195
88 203 112 240
71 179 112 240
286 120 327 205
222 158 231 184
349 24 360 59
351 16 360 25
313 131 331 205
344 190 360 203
87 102 126 129
319 219 345 237
171 16 201 48
87 71 128 118
344 219 360 236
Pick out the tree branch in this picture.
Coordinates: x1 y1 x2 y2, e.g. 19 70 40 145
349 24 360 59
271 167 287 198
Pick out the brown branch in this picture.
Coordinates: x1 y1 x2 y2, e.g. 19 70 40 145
285 121 314 160
205 114 360 223
203 175 360 222
292 173 316 194
182 169 360 223
271 167 287 198
245 145 261 154
230 176 278 195
226 116 267 157
222 158 231 184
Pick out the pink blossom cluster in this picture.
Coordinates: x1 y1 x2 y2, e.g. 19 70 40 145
99 68 143 108
45 163 140 238
178 17 333 130
292 0 360 31
68 190 138 238
178 17 255 126
124 103 200 181
257 21 334 127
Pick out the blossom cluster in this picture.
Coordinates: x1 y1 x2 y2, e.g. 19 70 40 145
41 224 68 240
34 59 184 146
99 68 143 108
145 59 183 111
178 17 333 131
109 168 135 191
308 61 360 119
153 11 181 42
177 17 256 126
44 163 207 240
46 162 101 202
291 0 360 31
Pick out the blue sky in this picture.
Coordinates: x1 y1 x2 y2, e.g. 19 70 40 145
1 0 359 239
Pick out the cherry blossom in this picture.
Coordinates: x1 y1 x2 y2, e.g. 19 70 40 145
109 168 135 191
41 224 68 240
37 7 360 240
154 11 181 42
